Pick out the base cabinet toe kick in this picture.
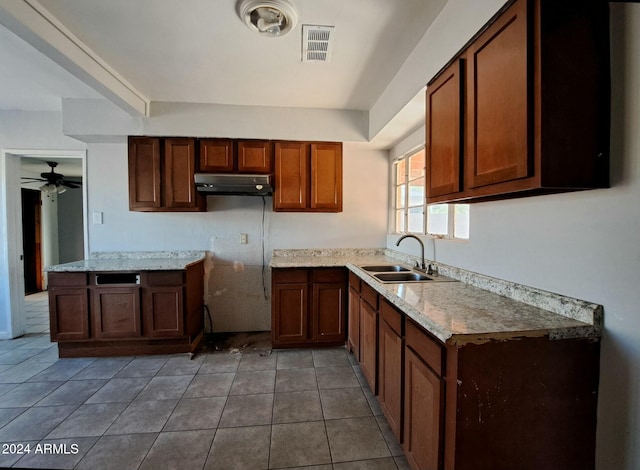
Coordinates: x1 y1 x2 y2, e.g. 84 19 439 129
47 261 204 357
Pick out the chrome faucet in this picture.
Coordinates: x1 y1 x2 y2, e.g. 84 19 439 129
396 234 429 273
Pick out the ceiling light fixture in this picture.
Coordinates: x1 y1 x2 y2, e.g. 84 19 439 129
237 0 298 37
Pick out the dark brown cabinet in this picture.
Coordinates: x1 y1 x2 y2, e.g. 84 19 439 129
426 60 462 199
274 141 342 212
378 299 405 444
347 272 361 360
128 137 204 212
359 283 378 393
425 0 610 204
48 273 89 341
271 268 347 347
237 141 272 173
92 286 141 339
199 139 233 172
346 271 599 470
47 262 204 357
404 320 444 470
143 271 185 338
198 139 272 174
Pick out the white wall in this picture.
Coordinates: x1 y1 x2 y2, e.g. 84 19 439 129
387 4 640 469
0 110 85 338
87 142 388 331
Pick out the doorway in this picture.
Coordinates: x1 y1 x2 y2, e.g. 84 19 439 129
0 149 88 339
21 188 42 294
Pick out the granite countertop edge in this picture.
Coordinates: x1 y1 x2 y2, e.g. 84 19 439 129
270 248 602 345
46 251 207 272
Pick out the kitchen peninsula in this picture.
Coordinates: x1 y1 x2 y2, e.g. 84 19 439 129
46 251 205 358
271 248 602 470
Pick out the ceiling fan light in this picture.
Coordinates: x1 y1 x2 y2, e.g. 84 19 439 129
40 183 55 194
57 185 67 194
238 0 297 37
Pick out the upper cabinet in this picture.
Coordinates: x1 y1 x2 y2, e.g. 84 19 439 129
128 137 205 212
198 139 272 174
274 141 342 212
237 141 273 173
426 0 610 204
198 139 233 172
129 137 342 213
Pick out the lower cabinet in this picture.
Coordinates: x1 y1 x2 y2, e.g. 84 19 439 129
47 262 204 357
378 299 405 444
359 284 378 393
48 273 89 341
404 320 444 470
347 272 600 470
347 272 361 360
92 287 141 339
272 267 347 347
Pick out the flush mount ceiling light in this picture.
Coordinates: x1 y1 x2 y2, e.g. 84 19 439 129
238 0 298 37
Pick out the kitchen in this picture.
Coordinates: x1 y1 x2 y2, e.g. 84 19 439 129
0 1 639 470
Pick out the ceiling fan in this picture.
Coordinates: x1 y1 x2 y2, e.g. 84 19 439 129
21 161 81 195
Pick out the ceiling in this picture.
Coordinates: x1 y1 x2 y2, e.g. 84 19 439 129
0 0 444 144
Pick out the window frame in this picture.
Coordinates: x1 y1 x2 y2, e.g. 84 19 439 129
392 146 469 240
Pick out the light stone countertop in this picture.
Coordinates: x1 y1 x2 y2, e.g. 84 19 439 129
270 248 602 345
46 251 206 272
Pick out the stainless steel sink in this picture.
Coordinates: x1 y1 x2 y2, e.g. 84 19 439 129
360 265 410 272
373 272 431 283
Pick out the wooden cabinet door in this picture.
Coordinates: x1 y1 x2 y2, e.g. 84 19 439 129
49 288 89 341
199 139 233 172
310 143 342 212
272 282 309 345
164 138 199 209
359 298 378 393
238 141 272 173
128 137 161 209
379 314 404 443
143 287 184 337
274 142 308 210
92 287 141 339
312 282 346 343
404 347 444 470
426 60 462 199
465 0 530 189
347 286 360 360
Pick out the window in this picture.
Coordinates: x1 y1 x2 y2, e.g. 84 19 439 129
393 147 469 239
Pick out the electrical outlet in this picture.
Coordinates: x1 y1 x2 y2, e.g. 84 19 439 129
240 233 248 245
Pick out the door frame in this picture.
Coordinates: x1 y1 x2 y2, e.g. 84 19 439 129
0 148 88 339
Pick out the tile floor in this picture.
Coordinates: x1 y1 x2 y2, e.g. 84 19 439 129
0 293 410 470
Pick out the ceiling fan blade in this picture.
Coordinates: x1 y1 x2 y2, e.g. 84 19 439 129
62 181 82 189
21 177 47 182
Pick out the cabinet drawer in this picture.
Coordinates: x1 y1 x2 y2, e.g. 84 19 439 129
360 282 378 309
312 268 346 283
145 271 184 286
272 269 309 284
48 272 87 287
380 298 403 337
406 320 443 376
348 272 361 292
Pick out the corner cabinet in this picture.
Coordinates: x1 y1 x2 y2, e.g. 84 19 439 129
128 137 205 212
273 141 342 212
271 268 347 347
426 0 610 204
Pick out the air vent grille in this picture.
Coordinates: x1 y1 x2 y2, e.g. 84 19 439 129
302 25 335 63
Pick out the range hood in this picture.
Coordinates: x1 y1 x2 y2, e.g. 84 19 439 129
195 173 273 196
